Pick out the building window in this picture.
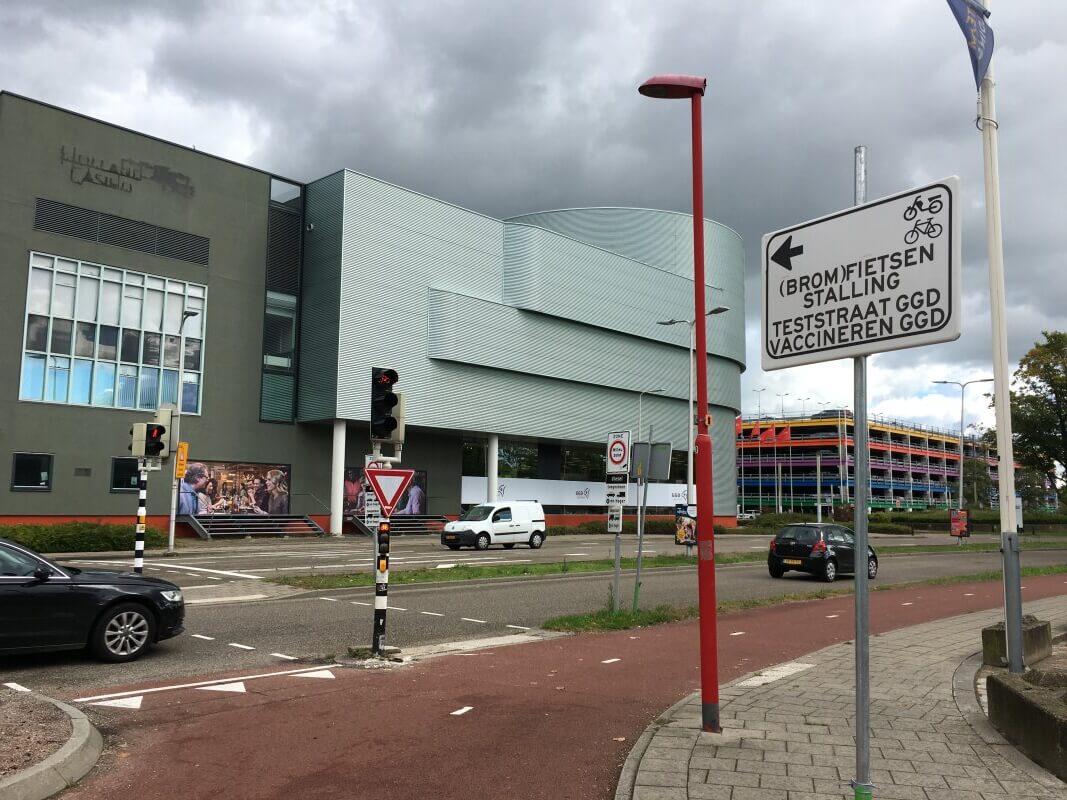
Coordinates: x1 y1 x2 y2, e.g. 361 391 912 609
18 253 206 414
110 458 140 492
12 453 53 491
262 291 297 371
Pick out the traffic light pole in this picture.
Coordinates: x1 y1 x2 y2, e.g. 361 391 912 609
134 463 148 574
371 520 391 655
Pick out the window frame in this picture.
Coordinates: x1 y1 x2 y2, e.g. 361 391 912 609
11 452 54 492
110 457 141 493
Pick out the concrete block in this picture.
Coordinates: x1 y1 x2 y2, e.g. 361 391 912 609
987 671 1067 782
981 614 1052 667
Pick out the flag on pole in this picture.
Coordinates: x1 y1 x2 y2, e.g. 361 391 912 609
760 427 776 444
751 420 761 438
776 426 792 444
735 416 743 436
946 0 994 89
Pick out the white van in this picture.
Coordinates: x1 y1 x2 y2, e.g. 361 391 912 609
440 501 547 551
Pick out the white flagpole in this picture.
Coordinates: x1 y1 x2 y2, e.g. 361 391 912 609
977 0 1023 673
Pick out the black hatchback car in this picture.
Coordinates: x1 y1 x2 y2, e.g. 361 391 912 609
0 538 185 662
767 523 878 583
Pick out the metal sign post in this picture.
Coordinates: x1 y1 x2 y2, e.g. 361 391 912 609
371 519 391 655
606 431 631 613
133 461 148 574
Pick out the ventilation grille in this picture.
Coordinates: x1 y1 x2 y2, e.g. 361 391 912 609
34 198 210 266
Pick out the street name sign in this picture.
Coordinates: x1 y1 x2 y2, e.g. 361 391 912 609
762 177 960 370
364 468 414 517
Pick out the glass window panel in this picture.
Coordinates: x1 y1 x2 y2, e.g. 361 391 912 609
163 293 184 333
30 253 54 269
53 273 75 318
92 361 116 406
46 356 70 402
71 359 93 404
100 282 120 325
75 322 96 358
183 338 202 371
161 369 179 406
146 276 165 290
117 365 137 408
111 458 140 491
98 325 118 360
56 258 77 273
142 332 161 366
187 284 205 298
164 335 181 368
181 372 200 414
25 315 48 351
102 268 122 282
126 272 144 286
185 299 203 337
80 263 100 277
28 268 52 314
77 276 99 321
19 354 45 400
121 285 143 328
143 289 164 332
50 318 73 354
12 453 52 491
121 329 140 363
138 367 159 409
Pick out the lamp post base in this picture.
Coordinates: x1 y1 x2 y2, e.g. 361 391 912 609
702 702 722 733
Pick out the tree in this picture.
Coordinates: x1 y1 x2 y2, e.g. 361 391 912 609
1010 331 1067 505
961 457 993 509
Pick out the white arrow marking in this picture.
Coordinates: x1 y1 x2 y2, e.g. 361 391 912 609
450 706 473 716
602 658 621 664
730 631 746 636
295 670 335 680
198 681 246 693
91 696 143 709
3 682 31 693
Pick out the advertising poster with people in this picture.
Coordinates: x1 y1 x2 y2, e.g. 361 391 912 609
178 460 291 516
344 467 428 516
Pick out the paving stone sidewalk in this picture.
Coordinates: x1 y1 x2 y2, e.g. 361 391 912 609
622 596 1067 800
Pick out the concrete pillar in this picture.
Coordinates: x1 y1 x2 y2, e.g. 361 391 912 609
487 434 499 504
330 419 346 536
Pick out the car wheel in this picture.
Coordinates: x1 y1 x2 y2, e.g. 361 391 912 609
822 559 837 584
503 543 515 549
768 563 785 579
867 557 878 580
446 544 460 551
475 533 491 551
529 532 544 549
91 603 156 663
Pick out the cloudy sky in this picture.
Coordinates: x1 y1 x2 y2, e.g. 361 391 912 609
2 1 1063 437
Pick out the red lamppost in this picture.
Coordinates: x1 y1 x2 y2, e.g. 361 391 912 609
639 74 721 733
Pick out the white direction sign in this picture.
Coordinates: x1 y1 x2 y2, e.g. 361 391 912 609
761 177 960 370
605 431 631 475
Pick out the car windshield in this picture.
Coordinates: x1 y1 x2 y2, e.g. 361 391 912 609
776 526 819 545
459 505 493 522
0 545 43 577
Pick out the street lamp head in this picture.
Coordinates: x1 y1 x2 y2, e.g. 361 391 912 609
656 319 687 326
638 74 706 99
707 306 729 315
182 310 199 320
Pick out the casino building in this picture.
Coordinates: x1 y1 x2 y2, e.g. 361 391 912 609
0 92 747 534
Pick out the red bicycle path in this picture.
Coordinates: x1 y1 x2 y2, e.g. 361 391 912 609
60 574 1067 800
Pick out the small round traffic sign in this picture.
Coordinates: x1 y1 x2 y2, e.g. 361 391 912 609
609 440 627 466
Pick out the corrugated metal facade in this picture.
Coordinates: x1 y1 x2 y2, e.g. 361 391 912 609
302 170 746 509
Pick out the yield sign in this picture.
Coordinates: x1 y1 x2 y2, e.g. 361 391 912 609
364 467 414 516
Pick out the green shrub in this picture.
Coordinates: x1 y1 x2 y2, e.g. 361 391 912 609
0 522 166 553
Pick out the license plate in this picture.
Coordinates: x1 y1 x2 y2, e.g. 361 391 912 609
783 559 802 565
444 534 457 540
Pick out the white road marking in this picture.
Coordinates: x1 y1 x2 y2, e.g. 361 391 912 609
272 653 298 661
563 553 589 556
901 602 913 606
729 631 745 636
436 564 456 569
506 624 530 630
91 696 143 709
191 634 215 641
964 593 975 596
73 666 338 702
351 601 371 606
295 669 335 680
461 618 487 624
188 594 268 605
147 567 161 572
388 606 407 611
320 597 339 602
421 611 445 617
228 643 255 650
207 576 223 580
3 682 30 692
736 662 815 688
450 706 473 716
181 585 218 590
199 681 246 693
825 614 839 619
151 561 267 580
602 658 621 664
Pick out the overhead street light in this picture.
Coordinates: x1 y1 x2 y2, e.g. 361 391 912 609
166 309 200 553
639 72 723 733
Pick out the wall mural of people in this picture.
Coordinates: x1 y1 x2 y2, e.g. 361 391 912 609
177 460 291 516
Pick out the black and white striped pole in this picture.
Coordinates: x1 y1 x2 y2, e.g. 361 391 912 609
371 519 391 655
134 462 147 574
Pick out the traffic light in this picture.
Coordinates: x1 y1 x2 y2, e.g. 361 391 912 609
129 424 147 457
151 408 172 459
377 522 390 573
145 423 167 457
370 368 399 439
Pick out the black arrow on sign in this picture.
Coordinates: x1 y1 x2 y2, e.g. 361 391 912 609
771 236 804 271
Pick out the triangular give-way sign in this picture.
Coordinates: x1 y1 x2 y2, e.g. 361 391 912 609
364 467 414 516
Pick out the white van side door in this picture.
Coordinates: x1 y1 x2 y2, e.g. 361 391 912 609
490 506 517 544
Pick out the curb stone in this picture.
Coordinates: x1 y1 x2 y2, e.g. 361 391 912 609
0 694 103 800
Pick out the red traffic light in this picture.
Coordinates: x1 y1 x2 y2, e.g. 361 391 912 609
374 369 398 387
145 423 167 456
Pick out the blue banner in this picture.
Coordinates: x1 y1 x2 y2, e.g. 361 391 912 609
946 0 994 89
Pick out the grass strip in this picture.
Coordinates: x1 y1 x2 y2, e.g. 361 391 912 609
541 563 1067 632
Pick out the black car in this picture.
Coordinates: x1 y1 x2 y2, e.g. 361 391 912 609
0 538 185 662
767 523 877 583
